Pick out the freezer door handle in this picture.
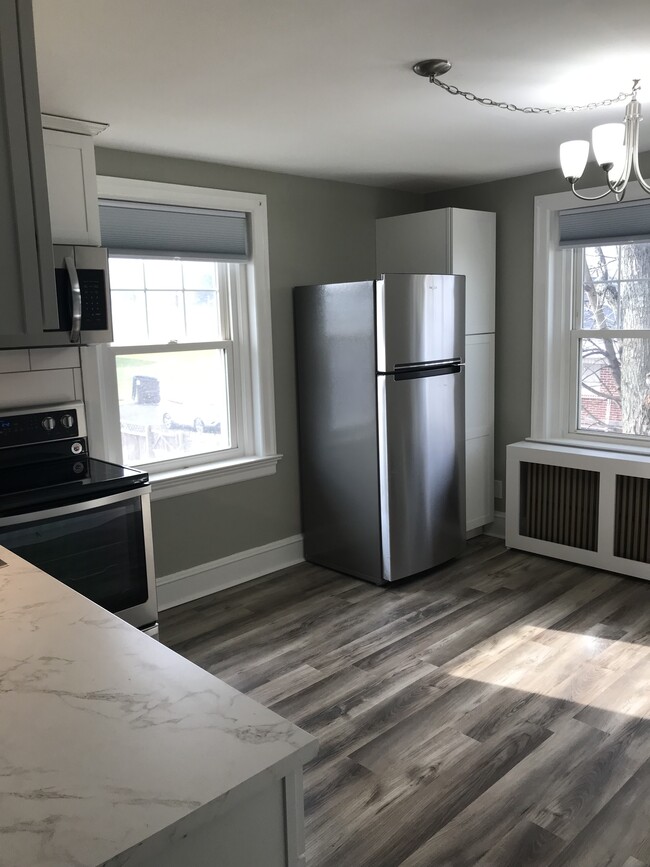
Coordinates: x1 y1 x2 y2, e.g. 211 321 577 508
393 360 463 381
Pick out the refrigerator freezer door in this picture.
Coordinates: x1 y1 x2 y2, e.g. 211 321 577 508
294 281 384 583
376 274 465 372
378 367 466 581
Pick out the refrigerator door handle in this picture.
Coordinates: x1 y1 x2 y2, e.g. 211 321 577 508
393 360 464 381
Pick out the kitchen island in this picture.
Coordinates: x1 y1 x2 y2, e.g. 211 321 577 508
0 546 318 867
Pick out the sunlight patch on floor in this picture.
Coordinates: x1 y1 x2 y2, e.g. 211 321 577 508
444 623 650 716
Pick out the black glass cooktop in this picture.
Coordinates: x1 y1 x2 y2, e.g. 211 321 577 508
0 456 149 517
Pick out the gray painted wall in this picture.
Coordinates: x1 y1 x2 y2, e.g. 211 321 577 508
95 147 423 575
425 153 650 513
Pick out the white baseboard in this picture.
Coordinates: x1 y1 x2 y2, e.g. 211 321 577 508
465 526 484 540
156 534 304 611
485 511 506 539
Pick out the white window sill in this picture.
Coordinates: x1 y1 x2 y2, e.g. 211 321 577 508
148 454 283 501
527 436 650 458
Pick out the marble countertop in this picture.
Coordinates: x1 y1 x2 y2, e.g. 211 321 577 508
0 546 318 867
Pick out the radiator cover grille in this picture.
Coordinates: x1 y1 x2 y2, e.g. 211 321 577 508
520 462 599 551
614 475 650 563
507 442 650 581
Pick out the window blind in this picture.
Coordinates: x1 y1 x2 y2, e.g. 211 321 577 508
558 199 650 248
99 199 249 260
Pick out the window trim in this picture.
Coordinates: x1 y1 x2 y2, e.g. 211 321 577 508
82 178 280 499
531 181 650 454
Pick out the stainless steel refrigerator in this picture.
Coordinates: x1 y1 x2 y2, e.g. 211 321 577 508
294 273 466 584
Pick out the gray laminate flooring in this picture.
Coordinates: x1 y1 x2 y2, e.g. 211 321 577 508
160 536 650 866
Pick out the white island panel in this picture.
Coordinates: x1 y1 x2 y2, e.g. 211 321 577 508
0 546 317 867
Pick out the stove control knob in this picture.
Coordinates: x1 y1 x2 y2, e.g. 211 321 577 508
41 416 56 432
60 413 75 429
71 441 84 455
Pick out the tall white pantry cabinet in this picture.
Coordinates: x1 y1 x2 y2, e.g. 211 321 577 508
376 208 496 532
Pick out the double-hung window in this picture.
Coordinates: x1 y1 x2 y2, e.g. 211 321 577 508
532 187 650 450
82 179 278 497
108 253 242 466
572 240 650 438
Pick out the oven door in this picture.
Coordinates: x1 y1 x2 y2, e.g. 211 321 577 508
0 488 157 629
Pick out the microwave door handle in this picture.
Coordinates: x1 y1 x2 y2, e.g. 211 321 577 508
65 256 82 343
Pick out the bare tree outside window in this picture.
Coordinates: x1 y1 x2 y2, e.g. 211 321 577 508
578 242 650 438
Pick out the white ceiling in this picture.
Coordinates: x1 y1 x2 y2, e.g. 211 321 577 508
33 0 650 192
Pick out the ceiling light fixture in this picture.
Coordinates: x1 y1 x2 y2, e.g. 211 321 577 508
413 60 647 202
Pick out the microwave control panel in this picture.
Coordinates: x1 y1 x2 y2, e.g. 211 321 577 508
79 270 109 330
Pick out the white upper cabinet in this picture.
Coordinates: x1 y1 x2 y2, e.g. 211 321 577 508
43 127 101 246
0 3 108 349
448 209 496 336
0 0 56 347
376 208 496 335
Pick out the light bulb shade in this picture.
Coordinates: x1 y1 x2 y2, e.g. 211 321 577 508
607 146 627 187
560 140 589 181
592 123 624 168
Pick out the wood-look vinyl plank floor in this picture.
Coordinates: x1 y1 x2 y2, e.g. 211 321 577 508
160 537 650 866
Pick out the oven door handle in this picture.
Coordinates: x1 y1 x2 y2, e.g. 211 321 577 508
0 487 149 527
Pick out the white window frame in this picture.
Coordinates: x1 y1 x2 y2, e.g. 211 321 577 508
531 180 650 455
82 177 280 499
111 339 241 470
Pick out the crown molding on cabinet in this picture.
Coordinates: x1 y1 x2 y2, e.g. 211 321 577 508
41 113 109 136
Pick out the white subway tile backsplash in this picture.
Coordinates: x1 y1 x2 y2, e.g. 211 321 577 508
29 347 81 370
0 350 30 374
0 369 76 410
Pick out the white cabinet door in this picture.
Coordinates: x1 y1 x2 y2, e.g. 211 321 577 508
466 333 494 440
466 434 494 531
0 0 58 347
465 333 495 530
450 208 496 335
376 209 449 275
43 128 101 246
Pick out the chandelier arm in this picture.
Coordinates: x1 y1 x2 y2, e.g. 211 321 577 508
568 183 620 202
606 166 631 195
633 159 650 193
631 132 650 194
607 177 627 195
621 130 635 189
606 117 635 193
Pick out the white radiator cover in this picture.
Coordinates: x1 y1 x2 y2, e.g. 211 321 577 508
506 441 650 582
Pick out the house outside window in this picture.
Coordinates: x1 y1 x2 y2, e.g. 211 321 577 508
532 186 650 452
81 178 279 499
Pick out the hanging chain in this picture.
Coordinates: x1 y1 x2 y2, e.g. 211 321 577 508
431 76 636 115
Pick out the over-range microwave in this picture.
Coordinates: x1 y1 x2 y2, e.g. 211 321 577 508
47 245 113 344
